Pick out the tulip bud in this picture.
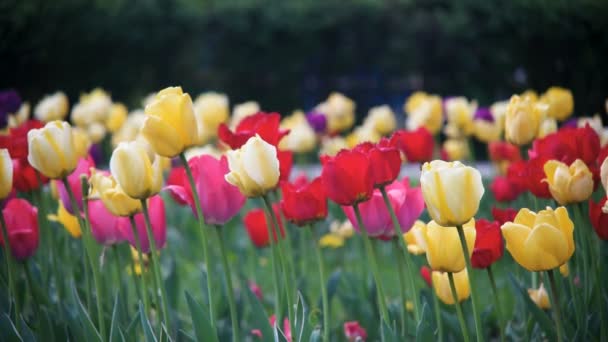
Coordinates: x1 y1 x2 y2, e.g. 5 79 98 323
364 105 397 135
424 219 476 273
0 149 12 199
315 92 356 134
193 92 229 144
1 198 39 261
403 220 427 255
27 120 79 179
505 95 544 145
540 86 574 121
432 269 471 305
34 91 69 122
543 159 594 205
528 283 551 309
110 141 163 200
89 169 142 217
106 103 128 133
420 160 484 226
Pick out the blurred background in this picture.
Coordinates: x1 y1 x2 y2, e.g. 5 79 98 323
2 0 608 119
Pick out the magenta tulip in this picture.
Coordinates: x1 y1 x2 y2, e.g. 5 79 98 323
166 155 246 225
118 195 166 253
57 156 95 214
342 178 425 239
87 200 126 246
1 198 39 261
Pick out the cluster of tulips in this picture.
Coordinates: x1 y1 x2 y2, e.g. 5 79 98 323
1 85 608 341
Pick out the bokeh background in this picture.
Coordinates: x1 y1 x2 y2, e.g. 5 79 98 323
2 0 608 119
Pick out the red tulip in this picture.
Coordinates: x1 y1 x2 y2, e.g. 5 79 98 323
420 265 432 288
118 195 166 253
471 219 503 268
57 156 95 214
218 112 289 149
244 204 285 248
598 145 608 168
524 157 552 198
0 120 44 159
589 198 608 240
278 149 293 182
490 176 523 202
491 206 517 225
488 141 521 163
344 321 368 342
280 177 327 226
321 149 374 206
528 125 600 166
12 158 48 192
0 198 39 261
390 128 434 162
354 140 401 188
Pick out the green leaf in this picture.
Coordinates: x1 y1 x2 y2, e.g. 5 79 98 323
508 274 557 341
124 309 141 340
244 287 275 341
70 283 102 342
381 318 399 342
139 302 158 342
19 317 37 342
308 328 321 342
185 291 219 342
110 293 121 342
416 302 434 341
1 313 22 341
165 258 180 311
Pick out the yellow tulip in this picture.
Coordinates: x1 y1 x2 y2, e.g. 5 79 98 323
109 141 163 200
364 105 397 135
559 263 569 277
520 89 539 102
473 119 502 143
87 122 107 144
71 88 112 127
330 220 355 239
504 95 545 145
403 220 427 255
315 92 356 133
27 120 79 179
432 269 471 305
319 234 345 248
346 125 381 148
319 136 348 157
544 159 594 205
230 101 260 128
225 135 280 197
279 111 317 153
441 139 470 161
106 103 128 133
424 219 476 273
142 86 199 157
193 92 229 143
404 92 443 134
528 283 550 309
501 207 575 271
112 110 146 147
420 160 484 226
89 169 142 217
537 118 558 138
540 87 574 121
48 200 82 238
0 149 13 200
445 97 476 136
34 91 69 122
72 127 92 159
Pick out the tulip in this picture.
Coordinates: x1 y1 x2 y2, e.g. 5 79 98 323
432 269 471 304
192 92 229 144
491 206 517 225
589 198 608 240
420 160 484 226
278 149 293 183
1 198 39 261
0 149 12 199
48 200 81 238
280 177 327 226
601 157 608 193
141 86 198 157
0 120 44 159
403 220 427 255
166 155 246 225
471 219 503 268
321 149 374 206
504 95 544 145
343 178 424 239
230 101 260 128
364 105 396 135
540 87 574 121
354 140 401 188
111 110 146 147
110 141 163 200
538 118 558 138
488 141 521 175
404 91 443 134
117 195 166 253
507 158 552 199
390 128 434 163
319 136 348 157
528 283 551 309
106 103 128 133
11 158 48 192
27 120 79 179
445 97 476 136
219 112 289 149
89 169 142 217
72 128 92 160
544 159 594 205
344 321 368 342
424 219 476 273
490 175 524 202
279 111 317 153
529 125 600 166
315 92 356 134
306 111 327 133
244 205 285 248
420 266 433 287
87 200 126 246
473 118 502 143
501 207 575 271
319 234 345 248
56 156 95 215
440 139 470 161
225 135 280 197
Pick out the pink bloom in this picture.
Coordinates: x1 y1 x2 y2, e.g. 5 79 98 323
118 195 166 253
249 281 264 300
166 155 246 225
57 156 95 214
344 321 367 341
87 200 126 246
342 178 425 239
269 315 291 342
1 198 39 261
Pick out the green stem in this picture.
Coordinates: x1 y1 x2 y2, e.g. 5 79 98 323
431 287 443 341
24 261 41 319
260 196 283 324
178 153 216 331
392 238 408 336
547 269 564 342
448 272 470 342
353 203 390 326
112 246 129 316
455 224 483 341
380 186 421 321
309 224 330 342
215 227 240 342
487 266 505 342
128 215 150 317
0 213 20 329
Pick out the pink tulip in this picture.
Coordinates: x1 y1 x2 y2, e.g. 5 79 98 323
57 156 95 214
87 200 126 246
342 178 425 239
1 198 39 261
166 155 246 225
118 195 166 253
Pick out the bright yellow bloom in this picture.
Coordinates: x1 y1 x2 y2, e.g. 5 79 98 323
316 92 356 133
528 283 550 309
445 97 476 136
520 90 539 102
406 301 414 312
425 219 476 273
501 207 575 271
48 201 81 238
540 87 574 121
403 220 427 255
142 86 199 157
279 111 317 153
420 160 484 226
432 269 471 305
106 103 128 133
364 105 396 136
319 234 345 248
441 139 470 161
505 95 545 145
109 141 163 200
72 127 92 159
473 119 502 143
225 135 280 197
193 92 229 144
0 149 13 200
27 120 79 179
34 91 69 122
560 263 569 277
544 159 594 205
404 92 443 134
89 169 142 217
130 246 149 275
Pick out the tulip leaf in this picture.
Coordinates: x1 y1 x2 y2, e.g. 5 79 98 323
416 302 434 341
124 309 141 340
508 274 557 341
185 291 219 342
110 293 121 342
1 313 22 341
308 328 321 342
244 286 275 341
380 318 399 342
70 283 102 342
19 317 37 342
165 257 180 310
139 302 158 342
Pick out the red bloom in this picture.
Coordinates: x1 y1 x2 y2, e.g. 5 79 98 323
0 120 44 159
589 198 608 240
218 112 289 149
244 205 285 248
354 140 401 188
528 125 600 166
278 149 293 182
344 321 367 342
488 141 521 163
491 206 517 225
321 149 374 206
281 177 327 226
12 158 48 192
524 157 552 198
471 219 504 268
420 266 432 288
0 198 39 261
490 176 523 202
598 144 608 167
390 128 434 162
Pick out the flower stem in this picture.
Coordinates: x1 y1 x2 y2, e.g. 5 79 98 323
448 272 470 342
215 226 240 342
487 266 505 342
178 153 216 331
392 238 409 335
112 245 129 316
456 224 483 341
308 224 330 342
547 269 564 342
140 199 170 337
431 286 443 341
0 213 20 329
129 215 150 318
260 195 283 325
353 203 390 326
380 186 421 322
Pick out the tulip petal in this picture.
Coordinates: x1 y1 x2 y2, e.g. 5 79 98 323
524 223 569 270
